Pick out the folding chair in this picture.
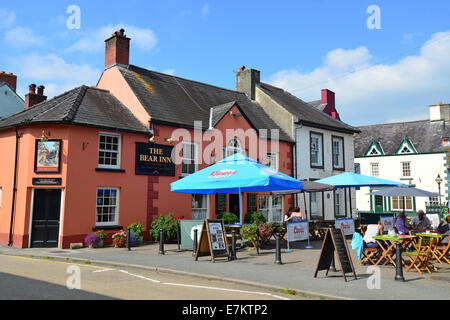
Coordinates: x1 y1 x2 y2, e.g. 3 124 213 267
406 236 436 274
432 237 450 264
360 246 381 265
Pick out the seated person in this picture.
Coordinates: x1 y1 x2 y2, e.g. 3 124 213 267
411 210 431 231
363 222 387 249
438 215 450 244
283 207 294 226
290 207 305 222
395 212 412 235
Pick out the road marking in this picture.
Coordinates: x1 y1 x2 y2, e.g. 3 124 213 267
97 268 290 300
0 254 107 270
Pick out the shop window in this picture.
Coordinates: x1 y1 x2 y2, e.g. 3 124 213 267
192 194 208 220
96 188 119 226
182 141 198 176
310 132 323 168
98 133 121 169
332 136 344 170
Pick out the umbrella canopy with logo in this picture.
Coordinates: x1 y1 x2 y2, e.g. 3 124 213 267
171 153 304 223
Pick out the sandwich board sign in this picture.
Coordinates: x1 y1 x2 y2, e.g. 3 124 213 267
314 228 357 282
194 219 230 263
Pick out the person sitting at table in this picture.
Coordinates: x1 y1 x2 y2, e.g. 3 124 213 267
411 210 431 231
363 222 388 249
283 207 294 226
290 207 305 222
395 212 412 235
438 215 450 244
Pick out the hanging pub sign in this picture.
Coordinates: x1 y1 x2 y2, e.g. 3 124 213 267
135 142 175 176
34 139 62 173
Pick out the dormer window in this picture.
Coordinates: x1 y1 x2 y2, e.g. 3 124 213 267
365 140 383 156
396 138 417 155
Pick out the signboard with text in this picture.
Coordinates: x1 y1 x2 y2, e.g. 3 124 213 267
380 216 395 231
335 218 355 236
135 142 175 176
287 221 309 242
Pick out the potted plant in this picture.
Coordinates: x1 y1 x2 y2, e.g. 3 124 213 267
94 230 107 248
84 233 100 249
217 212 239 225
112 230 127 248
128 222 144 245
258 222 274 248
150 213 178 242
241 223 261 254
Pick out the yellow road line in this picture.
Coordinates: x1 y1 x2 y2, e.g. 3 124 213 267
0 254 107 270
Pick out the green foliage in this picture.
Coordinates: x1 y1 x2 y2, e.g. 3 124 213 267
128 222 144 238
241 223 259 243
150 213 178 242
244 211 266 224
217 212 239 225
271 222 285 234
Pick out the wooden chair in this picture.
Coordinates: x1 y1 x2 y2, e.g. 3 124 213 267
405 236 436 274
432 235 450 264
358 226 381 265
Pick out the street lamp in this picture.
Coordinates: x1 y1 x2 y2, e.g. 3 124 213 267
435 173 443 207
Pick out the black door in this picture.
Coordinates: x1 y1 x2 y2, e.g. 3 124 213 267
31 189 61 248
229 194 240 215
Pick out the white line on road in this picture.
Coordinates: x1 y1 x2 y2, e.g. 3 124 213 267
92 268 290 300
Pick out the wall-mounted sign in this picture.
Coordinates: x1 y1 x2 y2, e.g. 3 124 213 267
135 142 175 176
34 140 62 173
32 178 62 186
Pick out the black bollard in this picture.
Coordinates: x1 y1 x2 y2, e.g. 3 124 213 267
159 228 165 255
176 220 182 252
193 229 198 257
127 228 131 251
275 232 282 264
231 230 237 260
395 242 405 281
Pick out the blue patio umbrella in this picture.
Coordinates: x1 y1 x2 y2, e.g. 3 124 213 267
316 172 404 216
171 153 303 224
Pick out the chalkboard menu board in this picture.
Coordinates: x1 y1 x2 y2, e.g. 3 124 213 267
314 228 357 282
195 219 230 263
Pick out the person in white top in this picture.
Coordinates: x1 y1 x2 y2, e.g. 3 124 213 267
363 222 386 249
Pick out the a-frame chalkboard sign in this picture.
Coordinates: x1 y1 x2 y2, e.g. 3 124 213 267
314 228 357 282
195 219 230 263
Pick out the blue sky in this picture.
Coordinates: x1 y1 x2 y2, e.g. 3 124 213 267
1 0 450 126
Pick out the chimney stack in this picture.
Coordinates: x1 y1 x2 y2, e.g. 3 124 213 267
104 28 131 68
236 68 260 100
0 71 17 92
321 89 340 120
429 103 450 122
25 84 47 108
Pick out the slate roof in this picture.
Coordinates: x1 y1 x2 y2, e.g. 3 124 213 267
210 101 236 127
117 65 293 142
354 119 450 157
0 86 149 134
258 82 359 134
308 99 327 112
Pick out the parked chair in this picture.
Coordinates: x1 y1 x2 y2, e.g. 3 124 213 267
432 235 450 264
405 236 436 274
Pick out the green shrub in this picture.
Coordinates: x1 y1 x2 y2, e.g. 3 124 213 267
241 223 259 243
149 213 178 242
217 212 239 225
244 211 266 224
128 222 144 238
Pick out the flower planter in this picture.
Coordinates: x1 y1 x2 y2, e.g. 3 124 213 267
96 239 104 248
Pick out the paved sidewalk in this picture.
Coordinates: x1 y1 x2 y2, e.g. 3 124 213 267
1 239 449 300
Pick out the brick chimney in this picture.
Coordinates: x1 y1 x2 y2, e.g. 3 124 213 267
104 28 131 68
0 71 17 91
321 89 340 120
25 84 47 108
236 67 260 100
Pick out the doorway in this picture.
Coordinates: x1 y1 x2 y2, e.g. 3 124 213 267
30 189 62 248
229 194 240 216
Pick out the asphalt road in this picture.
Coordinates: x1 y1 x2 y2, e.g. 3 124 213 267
0 254 306 300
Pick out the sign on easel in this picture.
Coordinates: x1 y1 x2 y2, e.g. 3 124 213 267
195 219 230 263
314 228 357 282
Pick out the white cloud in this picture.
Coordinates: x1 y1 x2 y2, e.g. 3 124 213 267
201 4 210 16
5 27 46 48
11 53 102 98
267 31 450 126
67 24 158 53
0 9 15 28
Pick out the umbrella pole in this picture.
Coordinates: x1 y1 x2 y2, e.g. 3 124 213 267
303 192 313 249
349 187 352 218
345 187 348 216
239 188 243 225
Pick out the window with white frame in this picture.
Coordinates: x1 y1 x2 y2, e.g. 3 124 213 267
310 132 323 168
96 188 119 226
401 162 411 177
98 133 121 169
370 163 379 177
226 137 243 157
266 152 278 171
334 191 341 217
182 141 198 176
392 196 412 210
332 136 344 170
192 194 209 220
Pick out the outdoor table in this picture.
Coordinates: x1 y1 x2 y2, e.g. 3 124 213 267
225 224 243 247
372 235 416 267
